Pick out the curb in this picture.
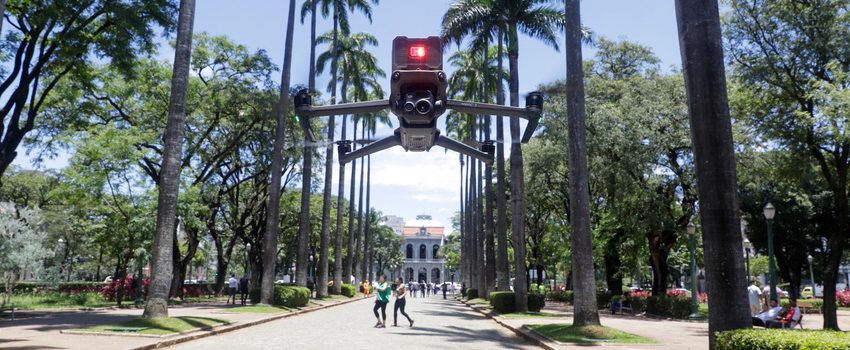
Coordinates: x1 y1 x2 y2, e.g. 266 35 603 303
458 299 560 350
118 295 370 350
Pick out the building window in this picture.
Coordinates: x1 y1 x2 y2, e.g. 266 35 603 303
432 244 440 259
419 244 426 259
406 244 413 259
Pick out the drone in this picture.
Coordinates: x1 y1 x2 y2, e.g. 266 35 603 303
293 36 543 166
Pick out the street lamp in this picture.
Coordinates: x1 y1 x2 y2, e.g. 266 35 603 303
309 254 315 298
245 243 251 279
57 238 67 281
687 221 703 320
764 202 778 302
743 238 753 282
808 254 815 298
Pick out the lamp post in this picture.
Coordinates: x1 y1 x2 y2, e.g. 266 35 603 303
245 243 251 279
57 238 67 281
764 202 778 303
309 253 315 298
743 238 752 282
687 221 703 320
808 254 815 298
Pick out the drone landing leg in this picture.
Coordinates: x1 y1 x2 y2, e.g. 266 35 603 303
435 135 494 165
339 132 402 165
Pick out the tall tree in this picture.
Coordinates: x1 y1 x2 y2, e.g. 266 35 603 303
262 0 298 304
143 0 196 319
675 0 750 345
0 0 175 179
565 0 599 326
724 0 850 329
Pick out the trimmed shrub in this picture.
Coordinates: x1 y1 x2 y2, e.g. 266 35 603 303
630 296 648 313
528 293 546 312
546 290 573 303
645 295 692 319
340 284 357 298
596 290 613 309
466 288 479 300
490 291 515 313
249 288 261 304
273 285 310 308
716 329 850 350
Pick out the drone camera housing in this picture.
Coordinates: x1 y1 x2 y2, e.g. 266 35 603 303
391 36 447 152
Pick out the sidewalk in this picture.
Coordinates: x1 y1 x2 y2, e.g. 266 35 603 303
459 298 850 350
0 295 366 350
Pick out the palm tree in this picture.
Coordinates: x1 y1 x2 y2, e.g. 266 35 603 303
302 0 377 297
359 94 390 281
564 0 599 326
143 0 196 319
261 0 297 304
674 0 750 343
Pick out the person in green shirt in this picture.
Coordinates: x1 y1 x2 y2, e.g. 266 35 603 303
373 274 391 328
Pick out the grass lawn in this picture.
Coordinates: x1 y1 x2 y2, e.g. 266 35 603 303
81 316 228 335
501 311 563 319
467 298 489 305
699 303 709 319
4 293 114 310
220 305 290 314
529 324 656 345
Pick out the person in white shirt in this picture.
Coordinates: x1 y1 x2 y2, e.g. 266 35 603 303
747 279 762 316
752 299 782 327
393 277 414 327
226 274 238 304
766 298 802 329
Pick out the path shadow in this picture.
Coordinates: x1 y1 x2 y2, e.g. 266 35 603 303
2 310 137 332
396 325 532 349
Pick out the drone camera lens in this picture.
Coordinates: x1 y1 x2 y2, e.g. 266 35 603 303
415 99 432 115
403 101 416 113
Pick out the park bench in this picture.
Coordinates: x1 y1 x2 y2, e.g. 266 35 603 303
617 303 634 315
104 326 148 332
797 301 815 314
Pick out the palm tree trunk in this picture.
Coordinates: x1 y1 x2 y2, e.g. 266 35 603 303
296 149 313 288
357 126 366 281
459 154 466 285
482 43 496 299
331 9 344 295
365 154 372 280
476 124 485 295
143 0 195 319
565 0 599 326
508 23 528 312
0 0 6 35
347 119 358 281
674 0 750 345
495 28 510 292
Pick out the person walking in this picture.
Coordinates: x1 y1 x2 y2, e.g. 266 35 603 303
442 282 447 299
226 274 238 304
239 274 250 305
419 281 426 297
747 278 762 316
393 277 414 327
372 275 391 328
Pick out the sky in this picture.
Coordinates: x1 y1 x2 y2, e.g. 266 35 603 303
13 0 683 232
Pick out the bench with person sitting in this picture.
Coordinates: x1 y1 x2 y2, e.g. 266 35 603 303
753 298 802 329
611 292 633 315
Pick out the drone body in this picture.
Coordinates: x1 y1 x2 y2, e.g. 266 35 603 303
294 36 543 165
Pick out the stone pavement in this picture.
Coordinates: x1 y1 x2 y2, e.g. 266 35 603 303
169 295 539 350
0 297 362 350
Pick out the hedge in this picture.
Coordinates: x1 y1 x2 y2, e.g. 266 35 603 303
783 299 826 314
489 291 546 313
644 295 692 319
547 290 573 303
273 286 310 308
466 288 479 300
717 329 850 350
596 291 613 309
340 284 357 298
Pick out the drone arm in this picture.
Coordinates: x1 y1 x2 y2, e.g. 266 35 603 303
445 99 542 143
296 100 390 118
339 132 401 165
435 135 494 165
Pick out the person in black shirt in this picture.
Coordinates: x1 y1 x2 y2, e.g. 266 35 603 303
239 274 250 305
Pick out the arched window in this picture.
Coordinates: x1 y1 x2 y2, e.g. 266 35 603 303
432 244 440 259
431 268 441 283
419 244 426 259
406 244 413 259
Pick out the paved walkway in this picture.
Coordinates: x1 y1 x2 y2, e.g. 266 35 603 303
169 296 539 350
0 297 357 350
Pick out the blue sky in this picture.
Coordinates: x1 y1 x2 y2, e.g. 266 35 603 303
15 0 682 231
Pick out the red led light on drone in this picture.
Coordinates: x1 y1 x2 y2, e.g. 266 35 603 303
409 45 426 58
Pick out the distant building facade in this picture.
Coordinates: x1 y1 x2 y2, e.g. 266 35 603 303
398 214 446 284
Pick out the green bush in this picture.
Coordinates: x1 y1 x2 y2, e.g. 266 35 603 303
546 290 573 303
272 286 310 308
490 291 515 313
528 293 546 312
630 296 648 313
249 288 261 304
644 296 692 319
717 329 850 350
596 291 613 309
466 288 479 300
340 284 357 298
